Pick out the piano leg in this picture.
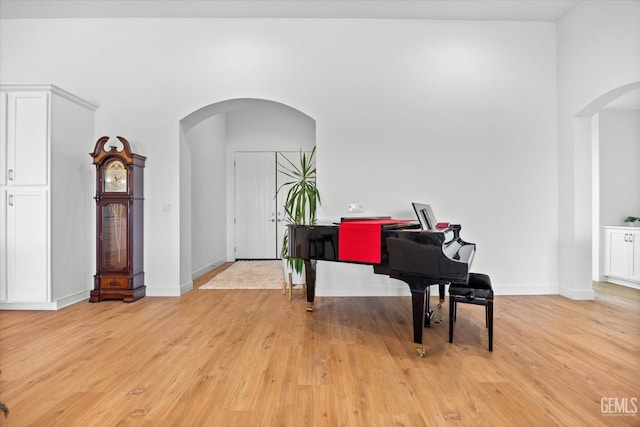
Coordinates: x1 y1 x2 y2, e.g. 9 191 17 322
303 259 316 312
437 284 445 308
424 286 445 327
424 286 433 327
410 289 428 358
392 275 448 357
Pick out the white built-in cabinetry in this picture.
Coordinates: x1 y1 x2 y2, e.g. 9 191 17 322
603 226 640 289
0 85 97 309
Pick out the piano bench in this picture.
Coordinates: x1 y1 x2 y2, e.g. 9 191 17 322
448 272 494 351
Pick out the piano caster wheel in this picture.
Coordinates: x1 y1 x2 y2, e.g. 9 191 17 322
437 300 444 309
433 316 444 324
415 346 426 358
306 302 314 312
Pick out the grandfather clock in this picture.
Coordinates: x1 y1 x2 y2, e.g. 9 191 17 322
89 136 146 302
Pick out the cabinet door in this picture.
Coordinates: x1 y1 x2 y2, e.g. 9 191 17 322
0 190 6 301
605 230 631 279
6 92 49 186
0 92 7 187
631 231 640 282
6 190 49 302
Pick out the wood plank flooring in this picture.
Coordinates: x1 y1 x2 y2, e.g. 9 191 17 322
0 277 638 426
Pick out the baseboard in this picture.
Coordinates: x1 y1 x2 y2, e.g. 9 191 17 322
54 290 90 309
192 260 226 280
559 286 595 300
317 283 560 297
0 301 60 310
145 283 191 297
317 284 410 297
181 281 194 295
603 277 640 290
496 284 558 296
0 290 89 310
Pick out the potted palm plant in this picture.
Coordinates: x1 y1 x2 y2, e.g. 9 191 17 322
277 147 321 291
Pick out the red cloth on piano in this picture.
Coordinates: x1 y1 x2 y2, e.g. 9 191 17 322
338 219 414 263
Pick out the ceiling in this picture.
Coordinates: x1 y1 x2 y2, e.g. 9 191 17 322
0 0 582 21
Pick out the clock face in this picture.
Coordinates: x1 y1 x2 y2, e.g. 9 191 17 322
104 160 127 192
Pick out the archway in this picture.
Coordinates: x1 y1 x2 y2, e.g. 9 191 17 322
574 81 640 293
178 99 316 290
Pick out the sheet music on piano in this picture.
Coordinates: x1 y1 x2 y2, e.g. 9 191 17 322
412 202 448 230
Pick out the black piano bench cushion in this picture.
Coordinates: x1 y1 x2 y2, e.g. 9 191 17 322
449 272 493 351
459 272 492 289
449 273 492 300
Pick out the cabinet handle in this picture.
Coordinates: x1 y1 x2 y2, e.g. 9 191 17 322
8 195 13 206
624 233 629 242
629 234 634 243
8 169 13 181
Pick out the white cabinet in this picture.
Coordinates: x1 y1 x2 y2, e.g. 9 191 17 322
0 85 97 310
6 92 49 186
603 226 640 288
6 190 49 302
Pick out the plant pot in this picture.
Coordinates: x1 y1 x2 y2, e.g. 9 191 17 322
282 259 306 285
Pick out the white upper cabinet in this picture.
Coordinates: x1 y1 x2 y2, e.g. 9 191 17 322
6 92 49 186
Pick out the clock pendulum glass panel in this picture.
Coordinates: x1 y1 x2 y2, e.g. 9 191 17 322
101 202 128 271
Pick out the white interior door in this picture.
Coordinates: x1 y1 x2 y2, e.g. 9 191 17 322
234 152 278 259
234 151 312 259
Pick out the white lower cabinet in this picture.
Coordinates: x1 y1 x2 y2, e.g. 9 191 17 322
603 226 640 287
6 190 48 302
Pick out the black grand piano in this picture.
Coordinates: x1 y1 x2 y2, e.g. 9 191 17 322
287 205 476 357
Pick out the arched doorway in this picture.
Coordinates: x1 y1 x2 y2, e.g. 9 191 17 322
575 81 640 291
179 99 316 286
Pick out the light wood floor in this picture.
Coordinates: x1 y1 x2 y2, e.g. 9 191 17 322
0 274 638 426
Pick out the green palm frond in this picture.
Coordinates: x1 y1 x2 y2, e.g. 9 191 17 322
276 147 321 272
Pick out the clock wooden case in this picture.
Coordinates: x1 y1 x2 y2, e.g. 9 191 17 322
90 136 146 302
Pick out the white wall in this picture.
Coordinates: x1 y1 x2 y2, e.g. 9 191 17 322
557 0 640 298
226 107 315 152
1 18 558 297
599 110 640 228
50 90 95 304
186 113 227 277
